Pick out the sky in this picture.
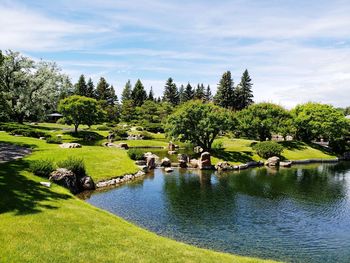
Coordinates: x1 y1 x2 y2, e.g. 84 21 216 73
1 0 350 108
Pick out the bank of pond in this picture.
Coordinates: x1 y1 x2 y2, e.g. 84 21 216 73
85 162 350 263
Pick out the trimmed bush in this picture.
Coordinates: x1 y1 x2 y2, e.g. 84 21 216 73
140 131 154 140
30 159 55 178
96 125 110 131
253 141 284 159
57 157 86 178
10 128 47 138
143 122 164 133
46 136 62 144
110 127 128 138
127 149 145 160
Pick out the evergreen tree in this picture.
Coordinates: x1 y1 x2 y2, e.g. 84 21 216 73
156 97 161 103
148 86 155 101
131 79 147 106
108 85 118 106
74 74 88 96
182 82 194 102
236 69 254 110
96 77 117 105
204 85 213 102
194 83 205 100
214 71 235 109
163 77 179 105
86 78 95 98
121 80 132 103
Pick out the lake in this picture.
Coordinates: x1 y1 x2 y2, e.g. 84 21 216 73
85 162 350 263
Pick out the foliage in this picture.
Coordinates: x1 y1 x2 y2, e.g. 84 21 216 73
148 87 155 101
96 77 118 105
127 148 145 160
212 140 224 150
235 103 292 141
235 69 254 110
194 83 205 100
110 126 129 139
163 77 179 105
120 99 136 122
0 50 71 123
165 101 233 151
121 80 132 102
57 157 87 178
74 74 88 96
45 136 62 144
204 85 213 102
29 159 55 178
9 128 48 138
291 102 350 146
214 71 235 109
58 95 105 133
253 141 284 159
131 79 147 106
143 122 164 133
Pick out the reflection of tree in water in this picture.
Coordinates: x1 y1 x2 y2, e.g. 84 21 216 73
223 164 347 203
163 163 348 223
163 169 238 224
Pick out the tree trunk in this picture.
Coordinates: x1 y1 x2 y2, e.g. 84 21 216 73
74 124 78 133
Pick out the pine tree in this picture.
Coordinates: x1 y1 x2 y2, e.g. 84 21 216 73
148 86 155 101
182 82 194 102
204 85 213 102
74 74 88 96
108 85 118 106
131 79 147 106
179 84 185 104
121 80 132 103
86 78 95 98
236 69 254 110
96 77 110 101
214 71 235 109
163 78 179 105
194 83 205 100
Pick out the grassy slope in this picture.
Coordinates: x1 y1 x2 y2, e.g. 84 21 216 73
0 132 138 181
0 158 276 262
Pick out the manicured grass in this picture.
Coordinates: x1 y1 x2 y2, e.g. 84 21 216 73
0 132 138 181
0 154 277 262
116 139 168 147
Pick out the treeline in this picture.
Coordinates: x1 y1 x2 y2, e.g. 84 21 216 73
0 50 254 126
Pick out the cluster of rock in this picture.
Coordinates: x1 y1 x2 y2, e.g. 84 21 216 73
265 156 292 167
215 161 264 171
96 171 146 188
59 143 82 149
167 142 179 155
102 142 129 149
49 168 95 194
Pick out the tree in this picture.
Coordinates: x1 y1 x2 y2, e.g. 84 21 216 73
214 71 235 109
194 83 205 100
120 99 136 122
235 69 254 110
148 86 155 101
121 80 132 103
131 79 147 106
235 103 292 141
163 77 179 105
165 101 233 151
204 85 213 102
291 102 349 144
178 84 185 104
0 50 67 123
86 78 95 98
95 77 117 105
74 75 88 96
182 82 194 102
58 95 104 133
343 106 350 116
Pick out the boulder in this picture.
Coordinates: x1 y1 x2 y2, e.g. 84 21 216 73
146 156 156 170
80 176 95 190
198 152 213 170
59 143 82 149
190 159 199 168
165 167 174 173
140 165 149 173
168 142 176 151
265 156 280 167
215 161 232 171
160 157 171 167
135 160 147 165
49 168 80 194
177 154 188 168
168 150 177 155
280 161 292 167
118 143 129 150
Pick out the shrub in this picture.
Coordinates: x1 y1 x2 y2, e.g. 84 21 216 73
46 136 62 144
110 127 128 138
30 159 55 178
10 128 47 138
140 131 154 140
143 122 164 133
56 118 66 125
127 149 145 160
253 141 284 159
96 124 110 131
57 157 86 178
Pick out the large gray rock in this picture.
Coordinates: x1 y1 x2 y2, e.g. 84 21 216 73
177 154 188 168
49 168 80 194
146 156 156 170
59 143 82 149
265 156 280 167
215 161 232 171
160 157 171 167
80 176 95 190
198 152 213 170
168 141 176 151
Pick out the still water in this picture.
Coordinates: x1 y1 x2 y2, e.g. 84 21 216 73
86 162 350 263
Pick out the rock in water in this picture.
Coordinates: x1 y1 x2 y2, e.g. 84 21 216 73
165 167 174 173
215 161 232 171
80 176 95 190
49 168 79 194
160 157 171 167
177 154 188 168
265 156 280 167
146 156 156 170
199 152 213 170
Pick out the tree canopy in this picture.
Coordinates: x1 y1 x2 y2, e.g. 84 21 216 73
214 71 235 109
165 101 233 151
131 79 147 106
163 77 179 105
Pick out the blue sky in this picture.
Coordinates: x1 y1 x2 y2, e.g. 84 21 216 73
1 0 350 107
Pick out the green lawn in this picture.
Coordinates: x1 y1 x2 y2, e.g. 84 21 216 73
0 132 138 181
0 143 277 263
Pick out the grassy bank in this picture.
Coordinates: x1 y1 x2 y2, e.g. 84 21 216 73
0 159 277 263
